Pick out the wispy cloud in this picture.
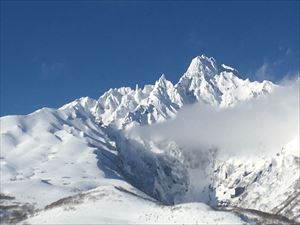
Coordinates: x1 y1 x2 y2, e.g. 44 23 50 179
278 45 293 56
254 61 299 83
254 45 296 82
41 61 69 78
254 62 273 81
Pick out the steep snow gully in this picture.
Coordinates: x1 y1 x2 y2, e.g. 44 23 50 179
1 55 299 224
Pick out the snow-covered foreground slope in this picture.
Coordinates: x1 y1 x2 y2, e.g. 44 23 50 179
24 182 245 225
1 55 299 224
1 105 120 208
0 102 127 224
0 106 246 225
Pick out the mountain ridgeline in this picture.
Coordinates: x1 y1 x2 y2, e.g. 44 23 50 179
1 55 299 224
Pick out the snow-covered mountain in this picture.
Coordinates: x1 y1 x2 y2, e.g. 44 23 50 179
1 55 299 224
85 55 274 129
90 55 273 129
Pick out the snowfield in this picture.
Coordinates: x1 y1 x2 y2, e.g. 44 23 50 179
1 55 299 224
24 182 245 225
1 107 119 208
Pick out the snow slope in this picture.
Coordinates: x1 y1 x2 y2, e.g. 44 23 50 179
0 101 245 225
1 101 122 213
119 131 299 220
1 55 298 224
24 181 245 225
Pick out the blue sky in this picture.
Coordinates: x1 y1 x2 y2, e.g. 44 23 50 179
1 1 299 116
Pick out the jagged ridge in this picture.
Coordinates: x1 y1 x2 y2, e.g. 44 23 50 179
1 55 298 224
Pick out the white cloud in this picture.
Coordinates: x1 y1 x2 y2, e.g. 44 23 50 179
129 79 299 158
254 63 273 81
41 62 68 78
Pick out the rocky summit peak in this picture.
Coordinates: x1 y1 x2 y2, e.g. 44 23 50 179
186 55 219 76
155 74 168 87
158 73 166 81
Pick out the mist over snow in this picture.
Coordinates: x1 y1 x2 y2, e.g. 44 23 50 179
129 78 299 158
